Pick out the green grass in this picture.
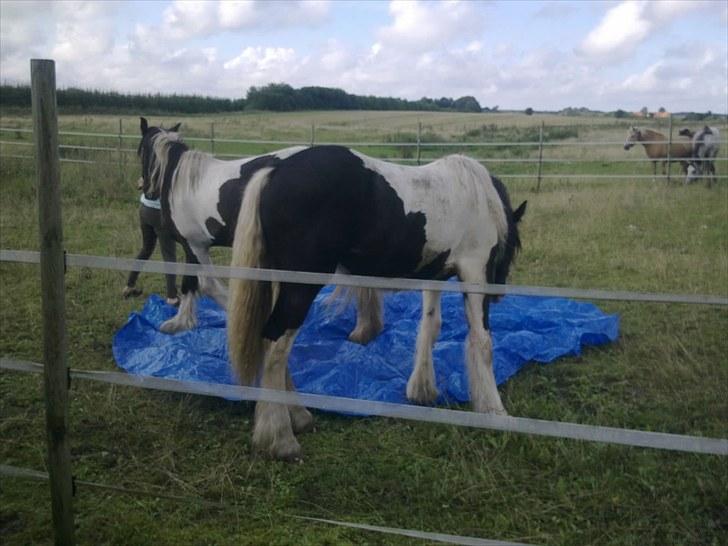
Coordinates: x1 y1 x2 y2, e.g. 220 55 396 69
1 111 727 545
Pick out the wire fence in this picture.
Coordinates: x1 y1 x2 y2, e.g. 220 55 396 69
1 121 726 184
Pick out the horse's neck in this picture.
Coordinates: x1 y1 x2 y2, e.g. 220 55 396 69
640 130 664 142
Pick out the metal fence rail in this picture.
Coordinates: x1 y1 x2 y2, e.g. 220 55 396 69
3 358 727 455
3 249 727 306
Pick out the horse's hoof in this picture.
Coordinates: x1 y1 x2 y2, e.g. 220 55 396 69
160 318 188 333
473 403 508 416
290 406 314 434
406 376 439 405
166 297 180 307
159 320 176 333
348 325 382 345
254 436 302 462
122 286 142 299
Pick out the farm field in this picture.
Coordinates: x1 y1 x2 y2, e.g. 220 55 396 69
1 110 727 545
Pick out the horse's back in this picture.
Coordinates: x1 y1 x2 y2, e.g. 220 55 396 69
258 146 504 278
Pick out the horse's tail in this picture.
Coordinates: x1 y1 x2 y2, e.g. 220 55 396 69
227 168 274 385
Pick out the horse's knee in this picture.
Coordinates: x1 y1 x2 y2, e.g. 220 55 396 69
181 274 199 295
263 285 319 341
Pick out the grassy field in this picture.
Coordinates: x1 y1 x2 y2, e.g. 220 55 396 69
1 111 727 545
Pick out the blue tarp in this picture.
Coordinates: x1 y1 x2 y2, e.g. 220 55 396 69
113 286 619 407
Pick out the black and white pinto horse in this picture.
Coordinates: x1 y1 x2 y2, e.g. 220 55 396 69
137 118 309 333
227 145 526 460
679 126 721 186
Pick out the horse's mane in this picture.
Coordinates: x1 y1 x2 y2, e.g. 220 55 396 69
173 149 216 193
146 131 188 195
637 128 665 141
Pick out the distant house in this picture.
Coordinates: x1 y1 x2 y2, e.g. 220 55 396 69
632 108 670 119
632 110 670 119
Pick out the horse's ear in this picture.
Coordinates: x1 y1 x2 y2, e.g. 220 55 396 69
140 117 148 135
513 201 527 224
169 122 181 132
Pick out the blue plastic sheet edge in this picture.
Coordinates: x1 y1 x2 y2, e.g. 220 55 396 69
113 286 620 409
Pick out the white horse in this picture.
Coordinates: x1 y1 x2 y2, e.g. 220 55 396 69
227 145 526 460
681 126 721 186
136 119 383 340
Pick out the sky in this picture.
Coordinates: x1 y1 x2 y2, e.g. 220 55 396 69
1 0 727 113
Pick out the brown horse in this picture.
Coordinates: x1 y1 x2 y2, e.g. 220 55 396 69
623 127 692 179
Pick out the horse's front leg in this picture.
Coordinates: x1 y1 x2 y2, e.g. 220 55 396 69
194 246 228 307
458 261 506 415
406 290 441 405
286 367 313 434
160 253 199 333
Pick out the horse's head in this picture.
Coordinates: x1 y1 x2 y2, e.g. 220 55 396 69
685 162 699 184
499 199 526 280
487 176 527 294
137 117 183 199
678 128 694 139
624 127 641 150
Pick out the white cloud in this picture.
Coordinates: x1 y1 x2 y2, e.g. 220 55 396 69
378 0 482 52
620 44 727 99
578 0 707 61
161 0 331 39
223 47 300 88
163 1 219 39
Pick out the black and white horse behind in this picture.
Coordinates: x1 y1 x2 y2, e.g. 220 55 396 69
136 118 308 333
680 126 721 186
227 145 526 460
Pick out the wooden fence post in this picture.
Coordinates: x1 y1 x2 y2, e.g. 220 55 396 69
416 121 422 165
666 114 673 184
535 121 545 192
118 118 123 183
31 58 75 546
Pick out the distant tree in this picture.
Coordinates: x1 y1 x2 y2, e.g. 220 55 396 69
640 106 649 117
453 96 482 113
658 106 666 113
525 107 534 116
614 109 629 119
245 83 298 111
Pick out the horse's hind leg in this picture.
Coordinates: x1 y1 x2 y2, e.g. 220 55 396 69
458 260 506 415
286 368 313 434
348 288 383 344
406 290 441 405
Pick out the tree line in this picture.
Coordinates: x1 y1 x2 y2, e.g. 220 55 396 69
245 83 483 112
0 84 244 114
0 82 483 114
